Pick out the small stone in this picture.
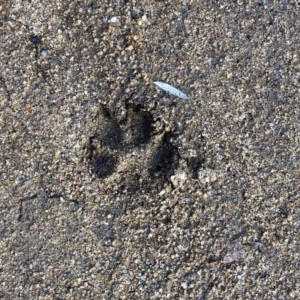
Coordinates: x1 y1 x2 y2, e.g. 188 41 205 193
198 168 219 184
109 16 118 23
170 171 187 188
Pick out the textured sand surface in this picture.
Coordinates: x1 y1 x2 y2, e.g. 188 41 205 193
1 0 300 299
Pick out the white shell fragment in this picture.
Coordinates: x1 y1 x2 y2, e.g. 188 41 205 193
153 81 189 100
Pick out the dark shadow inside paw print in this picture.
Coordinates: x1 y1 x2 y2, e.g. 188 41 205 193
148 132 178 178
90 151 117 179
95 104 123 150
121 101 153 147
187 155 205 179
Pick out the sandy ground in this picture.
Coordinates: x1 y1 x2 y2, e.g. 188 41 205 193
1 0 300 299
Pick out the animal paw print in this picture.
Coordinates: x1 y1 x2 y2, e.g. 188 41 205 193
82 101 180 193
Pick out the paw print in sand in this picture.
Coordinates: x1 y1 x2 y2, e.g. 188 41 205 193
82 100 180 194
